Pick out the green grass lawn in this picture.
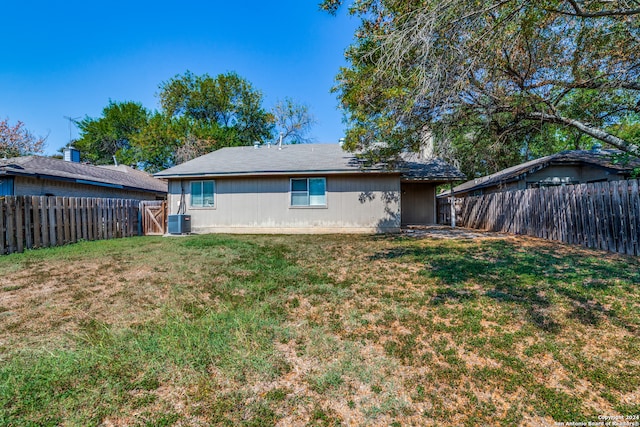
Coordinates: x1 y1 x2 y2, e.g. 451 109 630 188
0 233 638 426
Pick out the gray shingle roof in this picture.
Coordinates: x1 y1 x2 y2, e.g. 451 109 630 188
154 144 464 181
0 156 167 194
397 152 467 181
445 149 640 195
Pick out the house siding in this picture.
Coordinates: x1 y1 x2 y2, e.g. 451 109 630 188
401 183 437 225
522 165 619 188
168 175 401 233
14 176 161 200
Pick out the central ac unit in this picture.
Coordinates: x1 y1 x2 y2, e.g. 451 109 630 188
168 214 191 234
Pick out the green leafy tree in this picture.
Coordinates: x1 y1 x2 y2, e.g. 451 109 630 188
73 72 273 170
322 0 640 176
0 118 46 158
120 113 179 172
158 71 274 146
120 114 240 172
74 101 150 164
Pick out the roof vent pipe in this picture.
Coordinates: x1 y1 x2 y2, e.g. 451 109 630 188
253 141 260 149
278 132 283 150
112 155 119 167
339 138 345 147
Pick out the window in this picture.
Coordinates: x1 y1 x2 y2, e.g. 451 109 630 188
0 178 14 196
191 180 215 207
290 178 326 206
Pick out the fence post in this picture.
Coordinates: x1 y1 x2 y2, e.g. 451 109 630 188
0 197 5 254
32 196 41 248
40 196 49 248
6 197 16 254
630 180 640 256
449 182 456 228
69 197 77 243
24 196 33 250
16 196 24 253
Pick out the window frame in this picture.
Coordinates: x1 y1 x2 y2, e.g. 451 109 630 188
190 180 216 208
289 177 327 208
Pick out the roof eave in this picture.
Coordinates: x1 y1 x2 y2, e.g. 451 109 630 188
401 176 466 183
1 169 166 194
155 168 399 179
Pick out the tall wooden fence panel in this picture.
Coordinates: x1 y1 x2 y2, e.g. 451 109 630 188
0 196 142 255
437 179 640 256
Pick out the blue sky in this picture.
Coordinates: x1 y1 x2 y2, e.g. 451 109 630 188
1 1 357 156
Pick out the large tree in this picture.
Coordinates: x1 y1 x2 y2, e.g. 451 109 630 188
74 101 150 164
322 0 640 176
73 72 316 171
159 71 274 146
0 118 46 158
74 72 274 171
128 114 239 172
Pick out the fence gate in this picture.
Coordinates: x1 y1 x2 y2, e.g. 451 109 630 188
140 201 167 235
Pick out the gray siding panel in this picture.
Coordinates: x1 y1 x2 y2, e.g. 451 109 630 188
168 175 401 233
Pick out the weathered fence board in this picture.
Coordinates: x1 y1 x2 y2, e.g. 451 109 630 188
16 197 24 253
40 197 48 248
631 181 640 255
0 201 4 254
7 198 16 253
0 196 145 255
437 179 640 256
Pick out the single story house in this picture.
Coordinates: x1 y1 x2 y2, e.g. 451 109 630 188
441 148 640 198
154 143 464 233
0 153 167 200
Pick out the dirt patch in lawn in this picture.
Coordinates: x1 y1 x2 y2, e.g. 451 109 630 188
0 260 165 349
402 225 511 240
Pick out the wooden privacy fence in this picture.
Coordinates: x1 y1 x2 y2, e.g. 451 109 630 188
0 196 141 255
437 179 640 256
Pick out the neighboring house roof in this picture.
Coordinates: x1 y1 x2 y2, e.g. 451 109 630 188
0 156 168 194
154 144 465 181
441 149 640 196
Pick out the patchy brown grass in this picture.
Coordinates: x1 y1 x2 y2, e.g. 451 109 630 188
0 253 165 349
1 231 639 426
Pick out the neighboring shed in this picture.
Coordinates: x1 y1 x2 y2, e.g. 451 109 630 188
154 144 464 233
441 149 639 198
0 155 167 200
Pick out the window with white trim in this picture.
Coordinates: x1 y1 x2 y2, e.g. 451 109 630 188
190 180 215 207
290 177 326 206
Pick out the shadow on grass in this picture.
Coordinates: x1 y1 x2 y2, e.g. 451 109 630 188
369 239 639 334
